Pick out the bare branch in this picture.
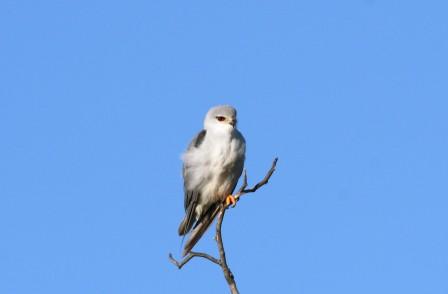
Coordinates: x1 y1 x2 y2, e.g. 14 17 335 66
234 157 278 201
168 251 221 269
215 205 239 294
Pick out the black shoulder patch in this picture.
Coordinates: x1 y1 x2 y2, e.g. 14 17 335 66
194 130 206 148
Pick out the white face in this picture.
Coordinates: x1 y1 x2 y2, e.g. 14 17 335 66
204 105 238 132
214 114 237 128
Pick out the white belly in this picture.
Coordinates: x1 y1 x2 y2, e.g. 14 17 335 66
197 136 243 212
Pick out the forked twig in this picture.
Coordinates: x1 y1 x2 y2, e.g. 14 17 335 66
169 251 221 269
235 157 278 200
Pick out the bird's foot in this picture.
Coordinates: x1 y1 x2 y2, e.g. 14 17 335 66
225 195 237 208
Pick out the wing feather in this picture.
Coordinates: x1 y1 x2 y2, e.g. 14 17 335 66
178 130 207 236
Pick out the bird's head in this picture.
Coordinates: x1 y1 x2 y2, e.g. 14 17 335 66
204 105 238 133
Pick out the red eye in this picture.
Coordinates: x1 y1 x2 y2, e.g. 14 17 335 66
216 116 226 121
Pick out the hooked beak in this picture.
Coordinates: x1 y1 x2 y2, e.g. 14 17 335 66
229 119 237 128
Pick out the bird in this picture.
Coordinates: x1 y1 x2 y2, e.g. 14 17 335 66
178 105 246 256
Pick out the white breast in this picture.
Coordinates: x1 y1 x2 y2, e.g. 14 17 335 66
202 133 243 205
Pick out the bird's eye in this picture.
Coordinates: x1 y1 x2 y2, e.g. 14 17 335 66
216 116 226 122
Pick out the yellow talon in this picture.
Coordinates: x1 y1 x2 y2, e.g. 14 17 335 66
225 195 237 207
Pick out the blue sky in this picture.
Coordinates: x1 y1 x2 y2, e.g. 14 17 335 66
1 0 447 293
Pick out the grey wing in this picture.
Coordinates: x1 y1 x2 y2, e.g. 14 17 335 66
229 130 246 194
178 130 207 236
183 129 206 210
229 159 244 194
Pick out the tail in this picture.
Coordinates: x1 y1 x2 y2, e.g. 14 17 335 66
178 197 198 236
182 204 220 256
178 215 194 236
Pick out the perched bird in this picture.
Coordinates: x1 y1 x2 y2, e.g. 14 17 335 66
178 105 246 256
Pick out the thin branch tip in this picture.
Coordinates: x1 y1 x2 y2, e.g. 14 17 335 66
168 253 181 269
168 251 221 269
237 157 278 197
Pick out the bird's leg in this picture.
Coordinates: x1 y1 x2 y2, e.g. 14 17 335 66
225 195 237 207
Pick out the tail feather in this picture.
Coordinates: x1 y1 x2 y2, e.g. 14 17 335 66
182 204 220 256
178 194 199 236
177 218 189 236
178 208 195 236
